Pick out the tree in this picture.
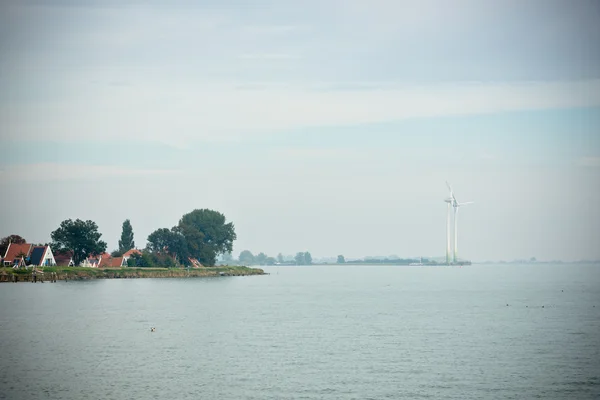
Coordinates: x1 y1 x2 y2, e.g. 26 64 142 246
222 252 234 263
255 252 268 265
177 209 236 266
0 235 26 258
265 257 277 266
50 219 107 266
147 227 189 264
127 250 175 268
146 228 174 253
337 255 345 264
277 253 284 264
239 250 255 265
295 252 305 265
127 251 151 267
304 252 312 265
118 219 135 253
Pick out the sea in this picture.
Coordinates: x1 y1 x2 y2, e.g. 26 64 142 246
1 263 599 399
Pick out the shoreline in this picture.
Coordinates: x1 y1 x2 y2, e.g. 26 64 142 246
0 265 265 282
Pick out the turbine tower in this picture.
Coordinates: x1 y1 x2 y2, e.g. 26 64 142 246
444 185 453 265
446 182 474 264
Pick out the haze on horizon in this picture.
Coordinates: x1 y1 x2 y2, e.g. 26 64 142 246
1 0 599 262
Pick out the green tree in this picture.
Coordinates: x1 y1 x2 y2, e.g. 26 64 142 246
294 252 305 265
0 234 26 258
277 253 284 264
337 255 345 263
255 252 268 265
146 228 174 253
127 250 176 268
118 219 135 253
304 252 312 265
177 209 236 266
239 250 255 265
127 251 152 267
50 219 107 266
147 227 189 264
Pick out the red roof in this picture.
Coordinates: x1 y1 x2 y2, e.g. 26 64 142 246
3 243 33 262
54 251 74 266
97 253 112 268
96 253 125 268
109 257 124 268
123 249 142 258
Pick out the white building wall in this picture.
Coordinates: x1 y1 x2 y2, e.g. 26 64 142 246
41 247 56 266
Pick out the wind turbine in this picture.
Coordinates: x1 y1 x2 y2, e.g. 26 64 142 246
444 183 453 265
446 181 474 264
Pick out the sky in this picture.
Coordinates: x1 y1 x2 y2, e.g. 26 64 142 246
1 0 599 262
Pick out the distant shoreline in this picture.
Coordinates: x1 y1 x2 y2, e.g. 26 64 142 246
0 266 265 282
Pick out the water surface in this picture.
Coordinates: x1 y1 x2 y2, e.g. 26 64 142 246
1 264 599 399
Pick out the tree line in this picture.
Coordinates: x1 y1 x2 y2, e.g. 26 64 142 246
233 250 313 266
0 208 236 268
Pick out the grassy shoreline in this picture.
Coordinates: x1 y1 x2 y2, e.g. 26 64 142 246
0 265 265 282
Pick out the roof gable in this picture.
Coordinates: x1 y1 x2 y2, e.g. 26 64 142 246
98 253 112 268
29 246 46 266
54 251 74 266
4 243 33 263
122 249 142 258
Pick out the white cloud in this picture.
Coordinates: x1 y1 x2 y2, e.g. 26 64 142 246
4 79 600 145
0 163 182 181
238 53 301 60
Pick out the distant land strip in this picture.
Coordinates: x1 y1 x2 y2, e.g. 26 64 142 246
0 266 265 282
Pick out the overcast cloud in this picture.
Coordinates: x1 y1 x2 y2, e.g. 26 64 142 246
1 0 599 261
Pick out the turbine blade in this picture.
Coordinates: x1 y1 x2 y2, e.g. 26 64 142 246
460 201 474 206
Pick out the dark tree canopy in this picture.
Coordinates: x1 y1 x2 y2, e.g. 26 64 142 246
0 234 26 258
146 227 189 264
337 255 345 264
118 219 135 253
127 250 176 268
50 219 107 265
177 209 236 266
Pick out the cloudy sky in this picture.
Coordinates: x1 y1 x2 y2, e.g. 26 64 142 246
1 0 599 262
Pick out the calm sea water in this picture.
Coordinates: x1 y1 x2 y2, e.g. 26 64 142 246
1 264 599 400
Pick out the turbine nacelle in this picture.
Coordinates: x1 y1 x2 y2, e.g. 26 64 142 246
455 201 474 209
446 181 473 209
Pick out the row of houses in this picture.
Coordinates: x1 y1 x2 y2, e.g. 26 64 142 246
2 242 141 268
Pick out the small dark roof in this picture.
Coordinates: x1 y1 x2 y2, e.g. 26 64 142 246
29 246 46 266
54 251 74 266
